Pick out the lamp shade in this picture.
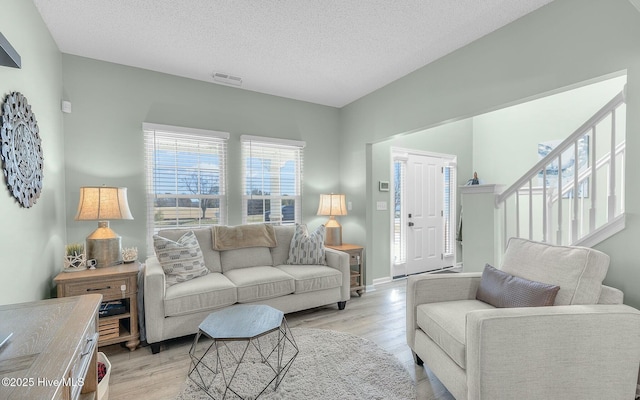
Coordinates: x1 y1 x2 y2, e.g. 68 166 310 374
316 194 347 216
75 186 134 221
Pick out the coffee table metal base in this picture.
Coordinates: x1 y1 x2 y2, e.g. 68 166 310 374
188 306 298 400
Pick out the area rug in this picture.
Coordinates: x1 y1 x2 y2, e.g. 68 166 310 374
177 328 416 400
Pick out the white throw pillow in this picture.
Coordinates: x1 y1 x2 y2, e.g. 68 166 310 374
286 224 326 265
154 231 209 287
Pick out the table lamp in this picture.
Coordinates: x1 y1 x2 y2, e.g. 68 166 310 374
75 186 134 268
317 194 347 246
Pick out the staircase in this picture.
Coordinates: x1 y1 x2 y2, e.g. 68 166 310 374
495 87 627 253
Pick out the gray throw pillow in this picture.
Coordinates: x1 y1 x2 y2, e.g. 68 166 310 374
286 224 326 265
476 264 560 308
154 230 209 287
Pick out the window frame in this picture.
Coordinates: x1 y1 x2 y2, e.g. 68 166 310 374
143 123 229 251
240 135 305 225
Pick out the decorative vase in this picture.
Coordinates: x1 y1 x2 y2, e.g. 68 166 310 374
63 253 87 272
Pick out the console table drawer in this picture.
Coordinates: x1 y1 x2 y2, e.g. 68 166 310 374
64 278 129 299
70 331 98 400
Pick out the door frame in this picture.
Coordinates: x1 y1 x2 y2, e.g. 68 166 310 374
390 147 457 278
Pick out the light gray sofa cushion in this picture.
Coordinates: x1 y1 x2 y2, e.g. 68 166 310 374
276 265 342 294
271 225 295 266
417 300 495 369
220 247 273 273
164 272 237 317
501 238 609 305
158 228 222 273
224 266 295 302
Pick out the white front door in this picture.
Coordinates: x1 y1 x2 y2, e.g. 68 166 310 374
405 154 445 275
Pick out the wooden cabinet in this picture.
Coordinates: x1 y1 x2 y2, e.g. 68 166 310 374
0 294 101 400
55 263 140 351
326 243 365 296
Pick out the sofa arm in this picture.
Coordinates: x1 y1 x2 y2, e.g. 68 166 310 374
143 256 166 344
466 304 640 400
406 273 481 348
325 248 351 301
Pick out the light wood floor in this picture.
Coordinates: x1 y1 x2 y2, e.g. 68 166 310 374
102 279 455 400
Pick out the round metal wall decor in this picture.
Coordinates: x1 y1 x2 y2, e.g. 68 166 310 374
1 92 44 208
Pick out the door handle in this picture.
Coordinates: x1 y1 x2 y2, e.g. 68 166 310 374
408 222 414 227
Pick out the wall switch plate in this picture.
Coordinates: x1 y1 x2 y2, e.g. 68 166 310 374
376 201 387 211
61 100 72 113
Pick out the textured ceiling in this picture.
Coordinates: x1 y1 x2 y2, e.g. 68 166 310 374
33 0 554 107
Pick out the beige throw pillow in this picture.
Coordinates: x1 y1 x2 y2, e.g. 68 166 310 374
154 231 209 287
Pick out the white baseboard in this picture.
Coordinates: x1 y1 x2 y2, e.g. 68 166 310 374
372 277 392 286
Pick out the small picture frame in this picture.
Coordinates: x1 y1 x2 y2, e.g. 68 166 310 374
379 181 390 192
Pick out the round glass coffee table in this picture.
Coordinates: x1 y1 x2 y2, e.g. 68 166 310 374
188 304 298 399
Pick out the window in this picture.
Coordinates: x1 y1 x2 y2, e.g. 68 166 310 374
144 123 228 249
393 159 407 264
241 136 304 224
443 165 456 256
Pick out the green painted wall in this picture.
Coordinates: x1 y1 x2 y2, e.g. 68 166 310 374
61 55 342 259
0 1 65 304
340 0 640 308
473 75 627 186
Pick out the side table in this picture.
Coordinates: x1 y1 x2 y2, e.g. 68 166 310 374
326 243 365 296
54 262 140 351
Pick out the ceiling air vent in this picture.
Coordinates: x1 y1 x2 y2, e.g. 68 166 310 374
212 72 242 87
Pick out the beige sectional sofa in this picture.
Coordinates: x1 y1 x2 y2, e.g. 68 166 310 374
144 224 350 353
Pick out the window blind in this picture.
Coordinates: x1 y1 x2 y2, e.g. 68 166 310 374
240 136 305 225
143 123 228 252
443 165 456 256
393 159 407 264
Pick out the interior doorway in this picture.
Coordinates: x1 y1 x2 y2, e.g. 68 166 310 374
391 148 456 277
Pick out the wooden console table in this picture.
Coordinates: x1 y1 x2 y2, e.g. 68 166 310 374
54 262 140 351
0 294 101 400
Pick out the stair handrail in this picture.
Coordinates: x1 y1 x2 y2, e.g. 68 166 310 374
496 90 625 206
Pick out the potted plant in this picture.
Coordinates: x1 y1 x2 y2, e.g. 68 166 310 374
63 243 86 272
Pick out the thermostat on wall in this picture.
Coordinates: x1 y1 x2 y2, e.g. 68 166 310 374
379 181 389 192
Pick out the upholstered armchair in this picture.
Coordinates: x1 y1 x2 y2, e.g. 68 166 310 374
406 238 640 400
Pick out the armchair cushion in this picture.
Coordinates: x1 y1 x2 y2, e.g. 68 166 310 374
501 238 609 305
417 300 495 369
476 264 560 308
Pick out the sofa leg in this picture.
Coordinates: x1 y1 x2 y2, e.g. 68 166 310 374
413 351 424 366
150 342 161 354
337 301 346 310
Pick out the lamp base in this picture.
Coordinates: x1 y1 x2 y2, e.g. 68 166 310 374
325 226 342 246
86 221 123 268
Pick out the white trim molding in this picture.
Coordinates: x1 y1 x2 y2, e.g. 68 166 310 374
240 135 306 148
573 213 626 248
142 122 229 139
